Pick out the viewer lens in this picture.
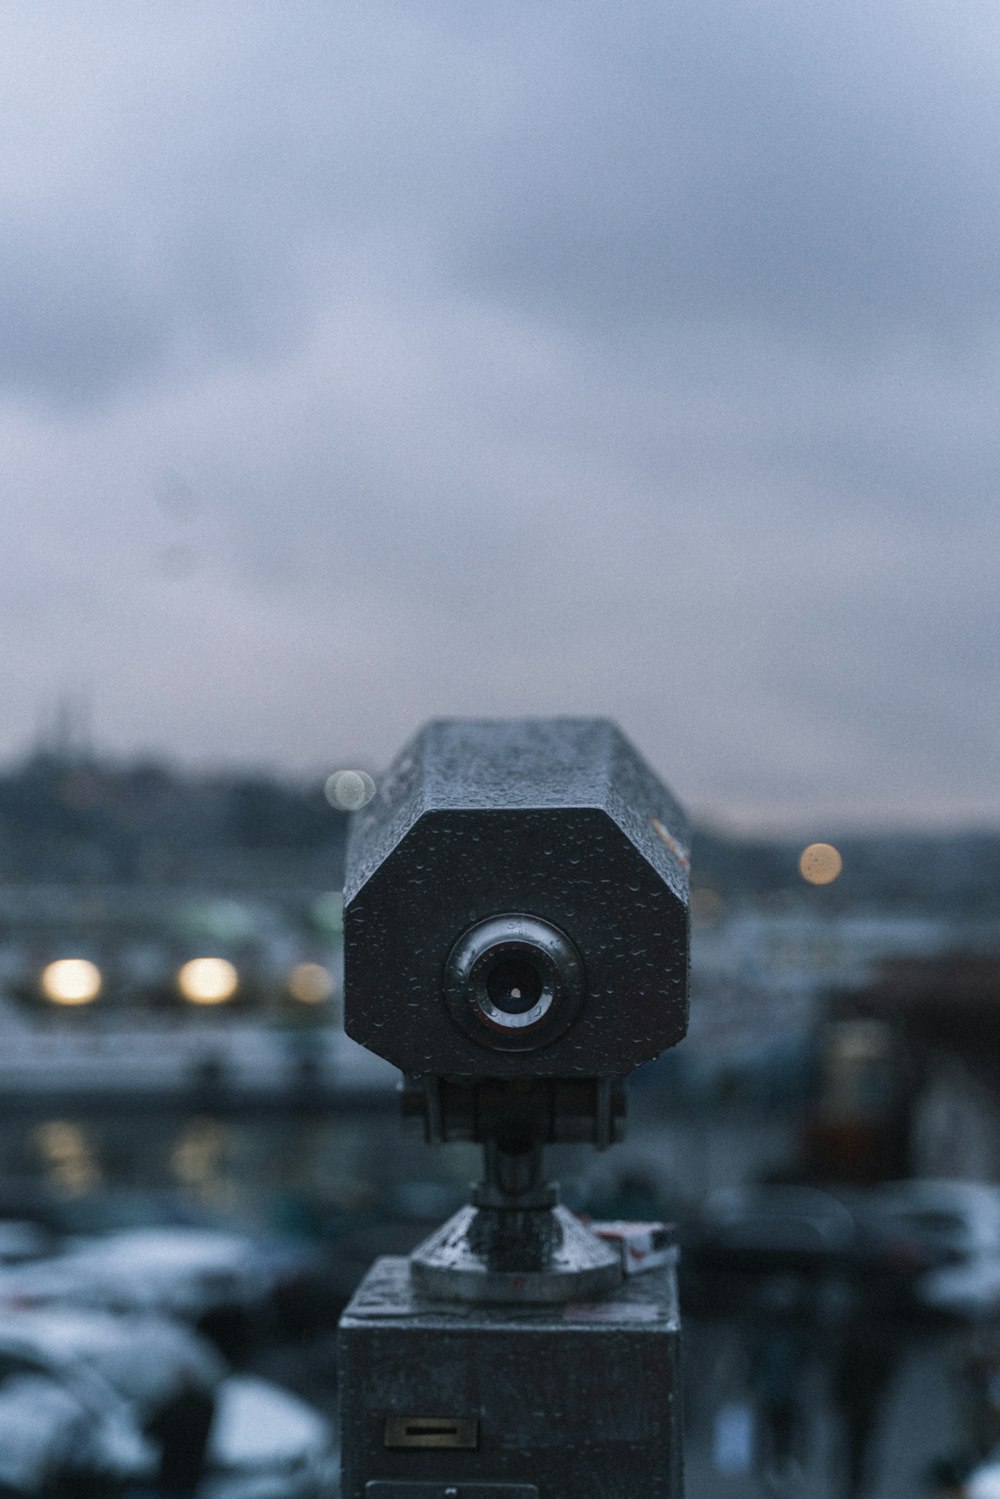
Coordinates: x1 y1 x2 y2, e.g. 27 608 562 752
444 914 584 1051
486 957 544 1015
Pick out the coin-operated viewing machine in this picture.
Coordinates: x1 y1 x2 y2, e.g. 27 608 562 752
338 718 690 1499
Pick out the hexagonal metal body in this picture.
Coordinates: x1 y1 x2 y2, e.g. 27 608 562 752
343 719 689 1079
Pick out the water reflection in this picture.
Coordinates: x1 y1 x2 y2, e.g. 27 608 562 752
5 1109 477 1234
170 1118 234 1210
31 1120 102 1195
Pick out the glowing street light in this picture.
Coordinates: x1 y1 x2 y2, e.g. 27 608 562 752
288 962 334 1005
177 957 238 1005
324 770 376 811
799 842 843 886
41 959 102 1006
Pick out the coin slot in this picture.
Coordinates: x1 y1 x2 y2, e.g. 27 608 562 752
365 1483 538 1496
383 1416 479 1450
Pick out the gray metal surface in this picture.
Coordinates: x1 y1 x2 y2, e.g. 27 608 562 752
343 718 690 1078
409 1203 622 1303
365 1485 539 1497
339 1257 683 1499
366 1485 539 1496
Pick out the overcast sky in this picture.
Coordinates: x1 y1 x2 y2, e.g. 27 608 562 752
3 1 998 831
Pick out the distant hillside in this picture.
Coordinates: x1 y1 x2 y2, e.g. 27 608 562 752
0 750 995 910
692 825 1000 915
0 754 348 888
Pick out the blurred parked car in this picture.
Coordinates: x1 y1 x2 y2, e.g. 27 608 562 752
0 1221 58 1268
847 1180 1000 1318
0 1227 286 1354
0 1370 141 1496
0 1308 335 1499
0 1329 153 1494
683 1184 858 1274
923 1260 1000 1321
0 1189 339 1342
962 1451 1000 1497
679 1184 861 1321
855 1181 1000 1266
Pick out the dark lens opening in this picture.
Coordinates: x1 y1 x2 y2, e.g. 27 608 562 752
485 955 544 1015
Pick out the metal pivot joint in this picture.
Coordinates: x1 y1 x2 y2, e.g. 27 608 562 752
402 1076 627 1150
409 1133 621 1304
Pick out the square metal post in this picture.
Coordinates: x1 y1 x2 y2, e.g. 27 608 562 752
339 1257 683 1499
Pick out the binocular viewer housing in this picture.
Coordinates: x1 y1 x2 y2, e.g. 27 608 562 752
339 721 690 1496
343 717 690 1084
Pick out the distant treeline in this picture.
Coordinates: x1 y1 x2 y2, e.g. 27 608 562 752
0 751 994 908
692 825 1000 915
0 753 348 887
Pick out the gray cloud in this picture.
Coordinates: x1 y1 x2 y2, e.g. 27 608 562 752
5 1 995 404
0 1 996 829
450 2 1000 347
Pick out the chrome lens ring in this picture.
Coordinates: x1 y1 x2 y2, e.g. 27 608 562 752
444 914 584 1052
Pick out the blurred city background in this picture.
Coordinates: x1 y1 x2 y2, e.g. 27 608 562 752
0 723 997 1496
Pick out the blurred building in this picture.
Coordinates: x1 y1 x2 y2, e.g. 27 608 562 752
0 741 996 1114
829 956 1000 1180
